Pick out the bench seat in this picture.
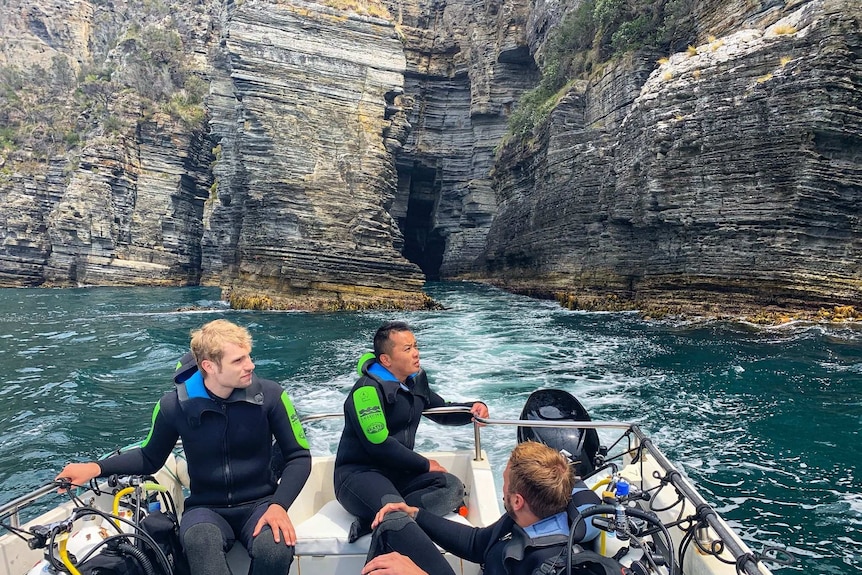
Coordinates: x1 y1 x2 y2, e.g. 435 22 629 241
294 500 472 557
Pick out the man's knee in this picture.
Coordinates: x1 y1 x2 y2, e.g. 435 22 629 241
376 510 413 534
251 528 295 572
418 472 465 515
183 522 226 557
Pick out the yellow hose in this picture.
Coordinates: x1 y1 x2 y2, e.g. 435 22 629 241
112 482 169 527
58 532 83 575
112 487 135 527
589 479 612 556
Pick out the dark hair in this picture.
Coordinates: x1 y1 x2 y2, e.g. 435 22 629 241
373 321 412 357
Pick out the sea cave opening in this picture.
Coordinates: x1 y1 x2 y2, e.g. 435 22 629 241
396 161 445 280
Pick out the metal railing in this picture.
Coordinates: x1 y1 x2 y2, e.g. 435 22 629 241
298 406 635 461
0 483 58 529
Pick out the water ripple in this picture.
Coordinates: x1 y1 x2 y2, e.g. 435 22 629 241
0 283 859 573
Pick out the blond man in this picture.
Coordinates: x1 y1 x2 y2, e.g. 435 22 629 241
58 319 311 575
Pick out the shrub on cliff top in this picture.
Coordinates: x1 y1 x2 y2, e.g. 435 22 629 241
0 63 89 158
508 0 696 136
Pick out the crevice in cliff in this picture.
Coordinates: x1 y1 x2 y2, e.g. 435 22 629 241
396 162 445 280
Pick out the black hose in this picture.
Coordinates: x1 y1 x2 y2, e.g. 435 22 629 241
70 508 173 575
76 533 173 575
118 541 157 575
624 506 676 575
567 504 677 575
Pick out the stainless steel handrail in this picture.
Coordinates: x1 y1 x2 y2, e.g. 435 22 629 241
300 412 343 423
0 483 57 528
629 425 768 575
297 408 636 462
300 406 486 457
469 416 635 461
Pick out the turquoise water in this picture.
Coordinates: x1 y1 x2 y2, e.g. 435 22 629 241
0 282 859 573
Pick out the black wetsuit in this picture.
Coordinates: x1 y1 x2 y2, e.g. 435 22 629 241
369 489 603 575
96 353 311 574
334 359 482 530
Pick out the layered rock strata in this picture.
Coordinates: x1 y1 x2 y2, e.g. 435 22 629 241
0 0 858 318
201 0 432 310
479 0 862 319
0 0 218 288
384 0 537 279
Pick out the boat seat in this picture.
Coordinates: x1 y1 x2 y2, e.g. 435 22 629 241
294 499 472 557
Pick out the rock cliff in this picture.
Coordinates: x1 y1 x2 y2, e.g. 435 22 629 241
479 0 862 319
201 0 432 310
0 0 858 317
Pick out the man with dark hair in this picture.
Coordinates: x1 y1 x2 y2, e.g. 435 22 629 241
57 319 312 575
362 441 601 575
334 321 489 544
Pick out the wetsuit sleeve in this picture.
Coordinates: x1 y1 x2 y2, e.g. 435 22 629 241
97 398 179 477
269 389 312 510
423 389 483 426
415 508 502 564
346 384 430 473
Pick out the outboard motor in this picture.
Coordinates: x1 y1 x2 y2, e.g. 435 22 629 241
517 389 601 478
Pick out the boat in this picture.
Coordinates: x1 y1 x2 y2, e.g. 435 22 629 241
0 390 782 575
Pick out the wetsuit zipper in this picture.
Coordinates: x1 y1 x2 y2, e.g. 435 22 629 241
220 402 233 505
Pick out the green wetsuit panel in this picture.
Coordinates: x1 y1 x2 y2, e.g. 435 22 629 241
354 386 389 444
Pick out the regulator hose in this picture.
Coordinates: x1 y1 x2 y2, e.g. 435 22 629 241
58 532 83 575
112 482 169 528
117 541 157 575
567 503 676 575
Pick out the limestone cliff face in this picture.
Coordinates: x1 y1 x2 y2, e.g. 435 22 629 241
201 0 432 309
0 0 537 309
0 0 435 309
0 0 218 288
480 0 862 318
0 0 859 317
384 0 537 279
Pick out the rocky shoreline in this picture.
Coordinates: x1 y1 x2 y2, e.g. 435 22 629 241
468 278 862 325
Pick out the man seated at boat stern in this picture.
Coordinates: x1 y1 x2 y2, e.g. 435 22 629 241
362 441 601 575
334 321 490 543
56 319 312 575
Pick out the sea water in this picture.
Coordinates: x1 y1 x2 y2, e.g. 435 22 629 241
0 282 859 573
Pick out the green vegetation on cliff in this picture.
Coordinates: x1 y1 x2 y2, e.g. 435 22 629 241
0 19 206 168
509 0 696 136
0 57 83 163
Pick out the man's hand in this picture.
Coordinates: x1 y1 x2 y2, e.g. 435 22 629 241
362 552 428 575
428 458 447 473
470 402 489 420
252 504 296 545
55 462 100 493
371 501 419 529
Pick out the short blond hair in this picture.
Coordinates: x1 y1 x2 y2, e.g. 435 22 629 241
508 441 574 518
190 319 252 367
